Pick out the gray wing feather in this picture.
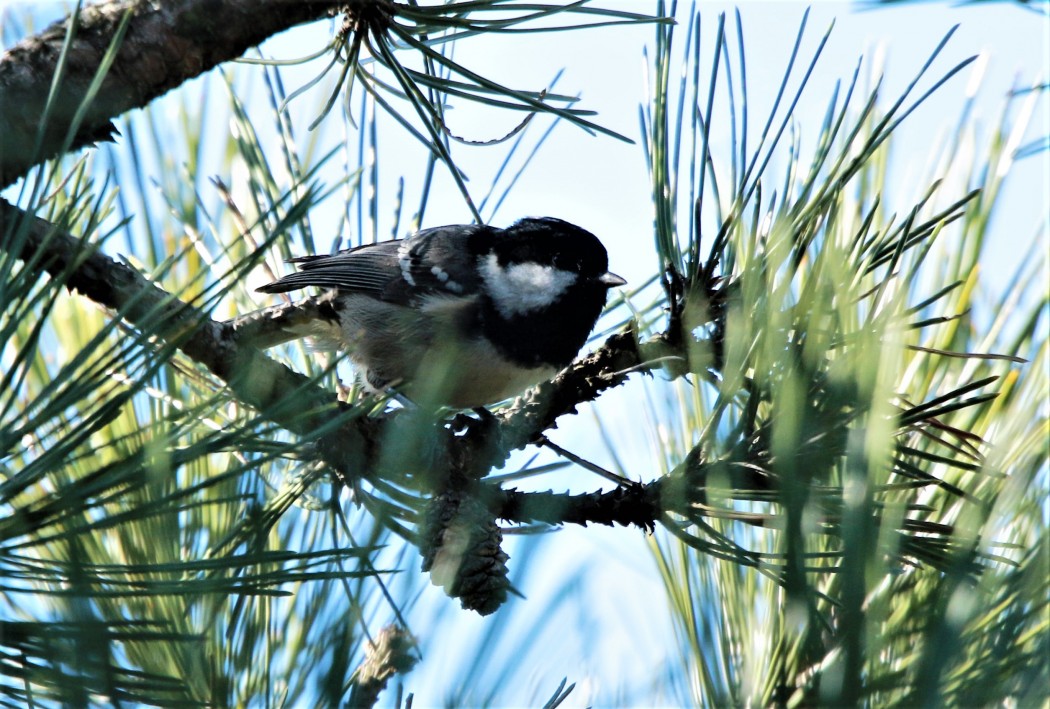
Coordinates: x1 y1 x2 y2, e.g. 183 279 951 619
257 241 400 296
392 224 486 295
257 224 492 302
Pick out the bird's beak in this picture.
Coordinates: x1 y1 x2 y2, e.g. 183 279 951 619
598 271 627 288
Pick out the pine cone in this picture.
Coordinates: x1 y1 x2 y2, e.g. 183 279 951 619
419 489 511 616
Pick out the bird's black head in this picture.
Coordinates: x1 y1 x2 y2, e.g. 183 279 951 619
475 217 624 368
487 217 612 280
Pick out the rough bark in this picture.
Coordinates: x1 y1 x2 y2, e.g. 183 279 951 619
0 0 344 186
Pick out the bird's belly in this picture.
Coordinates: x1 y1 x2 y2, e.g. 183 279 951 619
333 296 556 407
399 337 557 408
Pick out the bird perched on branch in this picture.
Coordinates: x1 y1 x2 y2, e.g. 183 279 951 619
245 217 625 409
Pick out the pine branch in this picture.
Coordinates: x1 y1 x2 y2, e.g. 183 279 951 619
0 0 345 186
347 625 418 708
495 482 660 531
226 290 345 349
1 197 379 479
456 330 646 461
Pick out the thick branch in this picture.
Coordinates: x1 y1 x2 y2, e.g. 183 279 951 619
0 0 344 187
226 291 344 350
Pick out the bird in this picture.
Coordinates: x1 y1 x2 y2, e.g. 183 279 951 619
251 217 625 409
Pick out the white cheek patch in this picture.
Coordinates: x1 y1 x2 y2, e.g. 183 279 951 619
481 253 576 318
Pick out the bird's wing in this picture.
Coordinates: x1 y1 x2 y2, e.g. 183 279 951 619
381 224 487 303
257 225 490 305
256 240 402 297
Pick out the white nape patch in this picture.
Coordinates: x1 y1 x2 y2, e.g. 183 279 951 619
430 265 464 293
481 253 576 318
397 242 416 286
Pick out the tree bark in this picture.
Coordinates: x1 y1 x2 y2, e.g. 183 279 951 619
0 0 344 187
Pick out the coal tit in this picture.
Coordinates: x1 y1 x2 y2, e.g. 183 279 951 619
257 217 625 408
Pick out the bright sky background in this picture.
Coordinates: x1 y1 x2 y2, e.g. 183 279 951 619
3 1 1047 706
